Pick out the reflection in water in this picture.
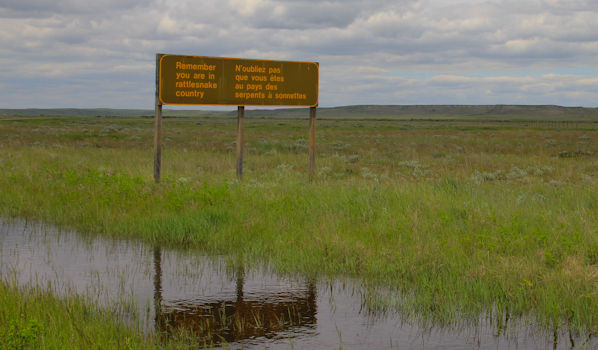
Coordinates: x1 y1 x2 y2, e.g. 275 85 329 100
154 246 163 328
2 218 597 350
153 247 317 344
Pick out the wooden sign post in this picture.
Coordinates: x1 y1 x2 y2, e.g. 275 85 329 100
154 55 163 183
309 107 316 179
154 54 319 183
236 106 244 179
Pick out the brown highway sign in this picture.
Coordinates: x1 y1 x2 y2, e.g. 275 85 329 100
158 55 319 107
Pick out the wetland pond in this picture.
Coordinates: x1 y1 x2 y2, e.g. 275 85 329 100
0 218 594 349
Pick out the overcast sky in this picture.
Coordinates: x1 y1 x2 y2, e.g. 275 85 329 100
1 0 597 109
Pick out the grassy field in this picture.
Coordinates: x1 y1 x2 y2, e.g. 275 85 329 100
1 114 598 342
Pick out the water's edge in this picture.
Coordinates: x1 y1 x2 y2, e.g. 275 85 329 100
1 218 592 349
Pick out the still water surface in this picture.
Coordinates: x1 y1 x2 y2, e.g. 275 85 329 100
0 218 593 349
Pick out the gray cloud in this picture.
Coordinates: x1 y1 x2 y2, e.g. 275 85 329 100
0 0 155 15
226 0 421 30
0 0 597 108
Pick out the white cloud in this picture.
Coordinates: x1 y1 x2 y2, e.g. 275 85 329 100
228 0 266 16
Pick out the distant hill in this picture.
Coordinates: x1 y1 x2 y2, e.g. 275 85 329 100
2 105 598 120
0 108 227 118
227 105 598 120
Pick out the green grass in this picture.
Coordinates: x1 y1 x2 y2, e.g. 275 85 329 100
0 279 209 350
2 116 598 339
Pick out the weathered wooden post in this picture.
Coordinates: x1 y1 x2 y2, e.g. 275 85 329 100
154 54 163 183
309 106 316 179
236 106 245 180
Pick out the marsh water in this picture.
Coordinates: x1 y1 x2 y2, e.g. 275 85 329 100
0 218 594 349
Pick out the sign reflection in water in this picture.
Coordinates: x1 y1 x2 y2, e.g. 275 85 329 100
152 247 317 344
